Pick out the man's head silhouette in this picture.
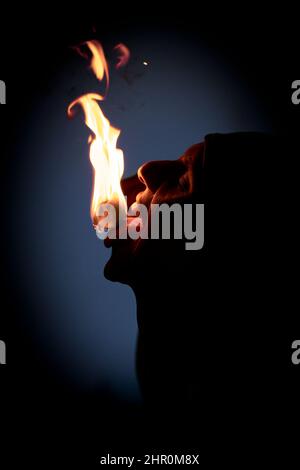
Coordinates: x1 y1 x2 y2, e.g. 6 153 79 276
103 142 205 284
100 132 282 444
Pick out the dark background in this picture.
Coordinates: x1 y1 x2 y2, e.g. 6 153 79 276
0 7 299 466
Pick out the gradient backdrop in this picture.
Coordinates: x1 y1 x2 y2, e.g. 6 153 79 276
6 27 270 402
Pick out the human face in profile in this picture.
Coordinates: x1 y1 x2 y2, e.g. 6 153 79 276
103 142 205 283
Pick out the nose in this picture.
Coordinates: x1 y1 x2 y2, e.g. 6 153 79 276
138 160 185 193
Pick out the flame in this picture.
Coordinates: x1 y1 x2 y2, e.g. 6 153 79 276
68 40 127 226
114 43 130 69
87 41 109 86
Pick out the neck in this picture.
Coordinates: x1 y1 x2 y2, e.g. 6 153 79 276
131 269 203 414
131 271 198 331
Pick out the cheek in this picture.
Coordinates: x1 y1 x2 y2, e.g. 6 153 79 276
152 183 186 204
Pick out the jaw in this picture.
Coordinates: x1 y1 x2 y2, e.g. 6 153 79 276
103 237 144 284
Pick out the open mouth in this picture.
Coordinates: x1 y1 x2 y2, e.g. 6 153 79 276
100 190 153 249
103 215 141 248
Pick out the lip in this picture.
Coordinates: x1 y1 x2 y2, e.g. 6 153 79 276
103 216 139 248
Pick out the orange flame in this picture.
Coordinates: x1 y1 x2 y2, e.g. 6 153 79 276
114 43 130 69
68 40 127 225
87 41 109 87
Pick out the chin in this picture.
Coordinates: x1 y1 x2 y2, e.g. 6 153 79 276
103 239 141 284
104 257 129 283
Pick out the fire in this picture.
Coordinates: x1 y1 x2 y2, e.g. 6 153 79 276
114 43 130 69
87 41 109 85
68 40 127 227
